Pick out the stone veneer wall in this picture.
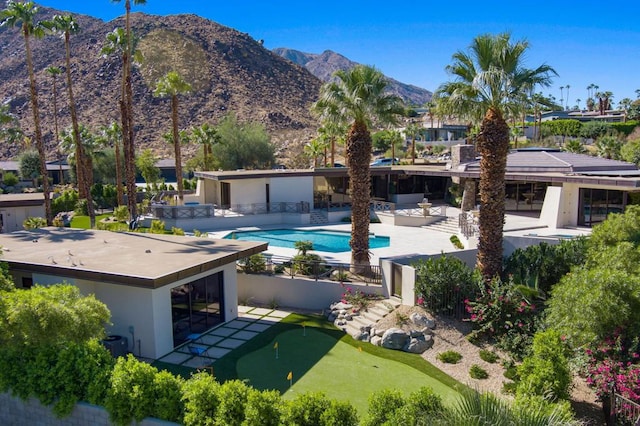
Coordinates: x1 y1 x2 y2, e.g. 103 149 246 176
0 393 177 426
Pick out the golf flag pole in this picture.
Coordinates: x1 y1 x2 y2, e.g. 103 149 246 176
274 341 279 359
287 371 293 387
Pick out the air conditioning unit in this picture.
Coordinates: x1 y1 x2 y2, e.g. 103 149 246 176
102 335 128 358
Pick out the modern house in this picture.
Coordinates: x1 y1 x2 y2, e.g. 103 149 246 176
0 228 267 359
0 193 46 233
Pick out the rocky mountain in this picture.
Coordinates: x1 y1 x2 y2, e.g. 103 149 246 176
273 48 432 106
0 6 322 162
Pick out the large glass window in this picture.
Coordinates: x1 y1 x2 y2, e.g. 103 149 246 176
579 188 626 226
504 182 548 212
171 271 224 346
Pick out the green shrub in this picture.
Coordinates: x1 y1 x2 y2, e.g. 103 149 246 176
403 386 445 419
502 381 518 395
149 219 165 234
52 216 65 227
241 254 267 274
470 364 489 379
516 329 571 401
172 227 185 236
182 372 220 426
22 216 47 230
321 400 359 426
104 355 181 426
413 254 479 314
3 171 19 187
244 388 283 426
274 264 285 274
512 394 576 424
294 240 314 256
437 350 462 364
363 389 405 426
479 349 499 363
283 392 331 426
292 253 325 276
113 206 128 222
215 380 250 425
450 234 464 249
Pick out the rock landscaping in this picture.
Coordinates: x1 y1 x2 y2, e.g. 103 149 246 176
326 300 436 354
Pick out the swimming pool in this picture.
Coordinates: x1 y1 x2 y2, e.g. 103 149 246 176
223 229 390 253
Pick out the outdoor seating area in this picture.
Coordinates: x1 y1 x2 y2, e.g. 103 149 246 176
156 306 290 369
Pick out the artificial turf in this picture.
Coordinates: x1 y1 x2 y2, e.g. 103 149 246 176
213 313 465 416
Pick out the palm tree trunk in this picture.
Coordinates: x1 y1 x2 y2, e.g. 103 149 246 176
411 136 416 164
347 120 372 272
115 137 123 206
51 74 63 185
476 107 510 281
64 31 95 228
24 25 52 225
124 0 138 221
172 95 184 204
330 137 335 167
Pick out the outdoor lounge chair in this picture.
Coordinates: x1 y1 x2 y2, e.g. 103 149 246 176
188 344 209 357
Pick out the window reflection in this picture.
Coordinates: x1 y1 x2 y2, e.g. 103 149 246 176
171 271 224 346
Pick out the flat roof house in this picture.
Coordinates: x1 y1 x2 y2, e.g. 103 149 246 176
0 227 267 359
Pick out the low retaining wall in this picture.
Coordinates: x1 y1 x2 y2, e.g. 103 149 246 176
237 273 386 311
0 393 174 426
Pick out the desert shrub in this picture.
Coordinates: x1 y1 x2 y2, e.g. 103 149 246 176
274 264 285 274
149 219 165 234
479 349 499 363
516 329 571 401
437 350 462 364
450 234 464 249
74 198 89 215
172 227 185 236
413 254 479 315
113 205 128 222
579 120 611 139
292 253 325 276
470 364 489 379
502 238 588 295
240 254 267 274
22 216 46 230
2 171 19 187
51 189 78 214
341 286 381 311
52 216 65 227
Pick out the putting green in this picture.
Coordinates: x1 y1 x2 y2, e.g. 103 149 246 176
237 328 460 415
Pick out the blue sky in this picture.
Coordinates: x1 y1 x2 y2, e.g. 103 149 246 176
35 1 640 107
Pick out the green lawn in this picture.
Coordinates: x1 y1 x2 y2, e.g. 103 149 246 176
70 214 112 229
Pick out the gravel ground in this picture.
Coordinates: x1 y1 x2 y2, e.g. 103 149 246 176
374 305 604 424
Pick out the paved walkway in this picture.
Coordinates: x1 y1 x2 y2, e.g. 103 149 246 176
157 306 290 368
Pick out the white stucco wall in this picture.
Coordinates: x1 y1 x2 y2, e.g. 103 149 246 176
31 263 240 359
270 176 313 205
230 179 267 205
0 205 45 233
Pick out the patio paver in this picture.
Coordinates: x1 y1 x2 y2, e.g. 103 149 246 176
244 323 272 332
217 338 246 349
233 330 260 340
240 313 263 320
209 327 236 337
225 319 250 329
248 307 273 315
199 335 224 345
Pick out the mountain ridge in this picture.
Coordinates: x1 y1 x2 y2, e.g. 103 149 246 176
273 47 433 106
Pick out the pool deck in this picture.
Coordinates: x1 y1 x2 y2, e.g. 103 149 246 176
206 208 591 264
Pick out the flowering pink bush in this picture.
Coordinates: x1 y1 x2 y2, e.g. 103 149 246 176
585 332 640 403
465 277 540 359
340 286 380 310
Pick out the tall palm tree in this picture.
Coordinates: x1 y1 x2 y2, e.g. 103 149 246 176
59 124 101 201
45 66 63 184
436 33 556 280
154 71 192 204
313 65 403 272
303 137 327 168
1 1 52 224
112 0 147 221
99 122 124 205
564 84 570 110
190 123 219 171
559 86 564 110
48 13 95 228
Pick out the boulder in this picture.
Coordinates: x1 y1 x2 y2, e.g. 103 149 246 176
332 302 353 311
404 335 434 354
327 313 337 322
381 328 409 350
345 314 353 321
360 325 371 334
410 312 436 329
355 332 370 342
371 335 382 346
375 328 386 337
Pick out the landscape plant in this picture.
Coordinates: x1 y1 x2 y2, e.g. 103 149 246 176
479 349 499 363
437 350 463 364
240 253 267 274
22 216 47 229
469 364 489 379
413 254 479 315
466 276 541 359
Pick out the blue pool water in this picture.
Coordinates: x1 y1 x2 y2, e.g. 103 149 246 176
223 229 390 253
